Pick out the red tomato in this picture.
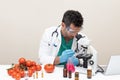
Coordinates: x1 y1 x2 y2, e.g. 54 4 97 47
44 64 55 73
7 68 14 76
15 73 21 80
26 60 32 67
20 70 25 78
31 61 36 66
19 57 26 65
14 64 19 68
15 68 20 73
36 64 42 71
30 66 36 73
28 69 33 77
11 71 17 78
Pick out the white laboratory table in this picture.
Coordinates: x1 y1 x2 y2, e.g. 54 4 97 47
0 65 120 80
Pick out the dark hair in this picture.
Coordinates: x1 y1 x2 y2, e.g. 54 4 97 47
62 10 83 27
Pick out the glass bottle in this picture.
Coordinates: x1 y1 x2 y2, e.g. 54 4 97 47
63 64 67 78
75 72 79 80
87 66 92 79
68 71 72 78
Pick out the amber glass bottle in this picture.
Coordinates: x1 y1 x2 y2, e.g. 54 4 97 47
63 64 67 78
87 66 92 79
75 72 79 80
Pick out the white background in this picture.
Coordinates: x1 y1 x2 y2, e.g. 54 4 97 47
0 0 120 64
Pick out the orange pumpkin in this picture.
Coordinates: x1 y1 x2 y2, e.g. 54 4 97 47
44 64 55 73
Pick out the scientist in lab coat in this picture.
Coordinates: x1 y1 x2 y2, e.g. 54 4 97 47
39 10 88 66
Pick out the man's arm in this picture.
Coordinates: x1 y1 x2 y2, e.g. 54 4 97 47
39 28 54 64
53 56 60 65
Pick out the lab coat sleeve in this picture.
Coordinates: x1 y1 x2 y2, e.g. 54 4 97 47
38 28 56 65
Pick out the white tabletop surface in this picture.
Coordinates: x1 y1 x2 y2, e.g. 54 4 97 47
0 65 120 80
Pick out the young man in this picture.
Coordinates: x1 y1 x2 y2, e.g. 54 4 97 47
39 10 85 65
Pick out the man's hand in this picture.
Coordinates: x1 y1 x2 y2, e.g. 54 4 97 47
68 56 79 66
59 49 74 63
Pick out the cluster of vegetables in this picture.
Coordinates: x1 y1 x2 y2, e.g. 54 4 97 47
7 57 42 80
7 57 55 80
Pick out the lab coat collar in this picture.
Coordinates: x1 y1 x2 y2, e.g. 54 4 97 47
57 25 77 51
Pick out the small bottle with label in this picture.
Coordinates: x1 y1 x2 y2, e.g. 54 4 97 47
68 71 72 78
87 66 92 79
41 71 44 78
75 72 79 80
36 71 38 79
63 64 67 78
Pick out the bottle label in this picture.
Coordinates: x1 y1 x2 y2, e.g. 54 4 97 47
87 69 92 78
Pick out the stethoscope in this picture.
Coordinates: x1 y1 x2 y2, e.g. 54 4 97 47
50 25 84 52
48 25 60 47
51 25 60 37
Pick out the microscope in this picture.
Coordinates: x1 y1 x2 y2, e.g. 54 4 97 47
74 34 97 75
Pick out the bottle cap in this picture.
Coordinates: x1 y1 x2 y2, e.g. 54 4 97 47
88 66 92 70
64 63 66 69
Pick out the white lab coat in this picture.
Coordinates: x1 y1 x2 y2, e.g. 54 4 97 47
38 26 92 64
